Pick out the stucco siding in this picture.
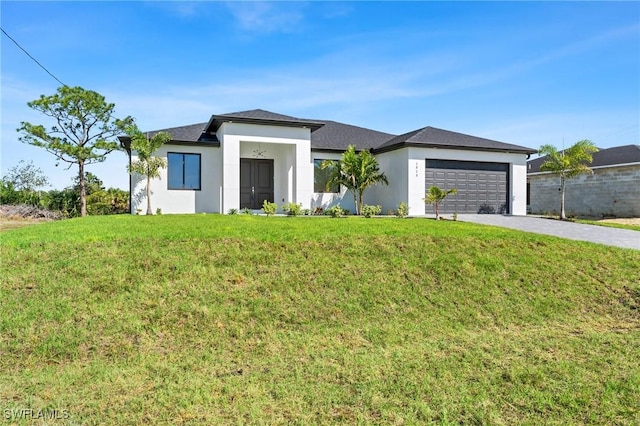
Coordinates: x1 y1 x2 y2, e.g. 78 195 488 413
370 149 409 214
310 151 356 213
130 144 222 214
529 164 640 217
218 122 313 212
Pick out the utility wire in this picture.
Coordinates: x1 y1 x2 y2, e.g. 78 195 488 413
1 26 68 87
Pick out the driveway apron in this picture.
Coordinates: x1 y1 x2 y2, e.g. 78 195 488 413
456 215 640 250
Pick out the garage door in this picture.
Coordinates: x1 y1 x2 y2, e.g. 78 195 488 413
425 160 509 214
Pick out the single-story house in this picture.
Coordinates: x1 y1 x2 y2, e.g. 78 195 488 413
119 109 536 215
527 144 640 218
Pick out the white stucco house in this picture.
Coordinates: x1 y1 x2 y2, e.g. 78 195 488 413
119 109 536 215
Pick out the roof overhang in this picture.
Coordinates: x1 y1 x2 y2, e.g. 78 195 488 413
164 140 220 147
372 142 537 155
206 114 325 133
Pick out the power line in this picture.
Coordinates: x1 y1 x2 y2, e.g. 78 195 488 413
1 26 68 87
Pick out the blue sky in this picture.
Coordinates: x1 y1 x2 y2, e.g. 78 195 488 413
2 1 639 190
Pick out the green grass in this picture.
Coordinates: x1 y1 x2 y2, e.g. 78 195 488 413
1 215 639 425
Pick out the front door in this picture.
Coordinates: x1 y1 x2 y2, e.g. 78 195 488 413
240 159 274 209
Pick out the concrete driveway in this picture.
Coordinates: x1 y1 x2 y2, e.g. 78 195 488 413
456 215 640 250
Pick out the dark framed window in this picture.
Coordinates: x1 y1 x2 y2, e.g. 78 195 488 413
314 159 339 193
168 153 201 190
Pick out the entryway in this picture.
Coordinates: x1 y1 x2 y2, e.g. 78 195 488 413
240 159 274 209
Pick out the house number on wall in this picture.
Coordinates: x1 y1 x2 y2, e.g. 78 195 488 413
415 162 419 177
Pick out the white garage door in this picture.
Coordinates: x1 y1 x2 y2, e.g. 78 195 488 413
425 159 509 214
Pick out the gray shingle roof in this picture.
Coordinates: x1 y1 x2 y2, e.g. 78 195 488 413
373 126 536 154
310 120 394 151
147 122 211 142
528 144 640 173
207 109 324 132
129 109 535 154
214 109 307 121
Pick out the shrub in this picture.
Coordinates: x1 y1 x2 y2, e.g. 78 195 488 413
325 205 344 218
242 207 252 215
362 204 381 218
396 202 409 218
424 186 457 220
262 200 278 216
228 208 238 215
282 202 303 216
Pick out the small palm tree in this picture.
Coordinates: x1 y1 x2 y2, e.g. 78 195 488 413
538 140 598 220
126 126 171 215
321 145 388 215
424 186 457 220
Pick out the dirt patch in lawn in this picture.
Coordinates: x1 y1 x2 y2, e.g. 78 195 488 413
0 217 52 232
599 218 640 226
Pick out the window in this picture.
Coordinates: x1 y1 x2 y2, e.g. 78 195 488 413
168 153 201 190
314 159 339 193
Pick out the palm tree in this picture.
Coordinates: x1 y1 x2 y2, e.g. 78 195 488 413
538 140 598 220
126 126 171 215
321 145 388 215
424 186 457 220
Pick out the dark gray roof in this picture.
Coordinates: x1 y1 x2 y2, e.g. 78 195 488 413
207 109 324 132
214 109 307 121
528 144 640 173
373 126 536 154
147 122 211 142
117 122 217 151
310 120 394 151
129 109 535 154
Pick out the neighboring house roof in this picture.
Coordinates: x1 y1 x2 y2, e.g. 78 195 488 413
373 126 536 154
528 144 640 173
122 109 534 154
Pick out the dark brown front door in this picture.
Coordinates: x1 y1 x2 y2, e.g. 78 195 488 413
240 159 274 209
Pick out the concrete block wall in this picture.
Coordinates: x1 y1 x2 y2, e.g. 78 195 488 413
529 165 640 217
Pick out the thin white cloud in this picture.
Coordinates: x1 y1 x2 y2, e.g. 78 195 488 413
144 1 204 18
223 1 307 33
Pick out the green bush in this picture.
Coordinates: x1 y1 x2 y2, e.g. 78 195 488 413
282 202 303 216
0 181 20 205
362 204 382 218
396 202 409 218
40 189 80 218
85 188 129 216
0 180 44 206
325 205 344 218
262 200 278 216
228 208 238 215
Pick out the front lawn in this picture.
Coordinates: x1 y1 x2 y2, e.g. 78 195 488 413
1 215 638 424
